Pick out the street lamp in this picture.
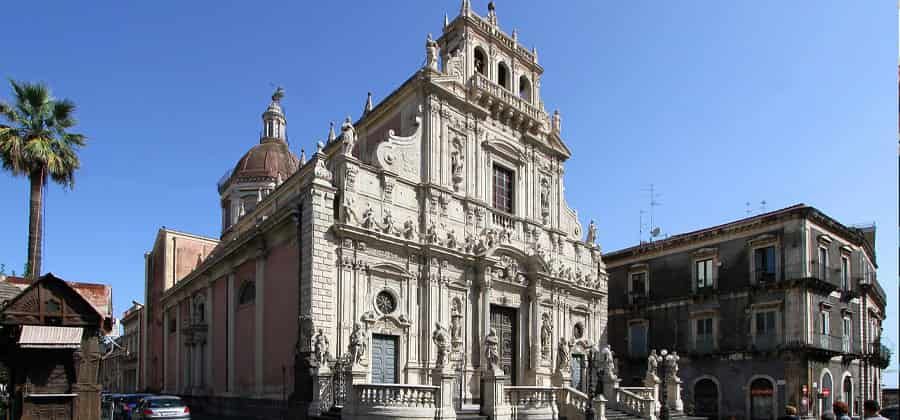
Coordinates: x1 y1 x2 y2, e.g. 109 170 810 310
659 350 671 420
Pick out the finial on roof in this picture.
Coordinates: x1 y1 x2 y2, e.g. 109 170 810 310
552 109 561 134
316 140 324 154
271 86 285 103
300 148 307 165
512 29 518 42
532 46 538 63
460 0 471 15
444 13 449 28
327 121 336 143
487 1 498 26
363 92 373 116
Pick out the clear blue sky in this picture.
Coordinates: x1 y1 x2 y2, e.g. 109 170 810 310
1 1 896 384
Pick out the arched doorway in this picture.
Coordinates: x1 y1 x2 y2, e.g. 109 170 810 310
842 375 853 415
821 371 833 413
750 377 775 420
694 378 719 419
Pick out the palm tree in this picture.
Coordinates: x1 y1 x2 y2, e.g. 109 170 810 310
0 80 86 279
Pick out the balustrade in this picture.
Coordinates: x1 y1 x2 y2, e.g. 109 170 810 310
615 387 656 420
471 73 543 122
352 384 439 408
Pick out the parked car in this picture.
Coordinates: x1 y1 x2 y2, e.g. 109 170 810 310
132 396 190 420
115 393 152 420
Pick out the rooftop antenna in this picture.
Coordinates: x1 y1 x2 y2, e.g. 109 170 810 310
641 184 663 242
745 202 752 216
759 200 767 213
639 209 646 244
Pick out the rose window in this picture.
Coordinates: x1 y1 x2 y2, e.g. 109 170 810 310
376 291 397 314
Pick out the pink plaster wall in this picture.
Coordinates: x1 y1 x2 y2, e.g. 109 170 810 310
263 242 299 392
234 261 256 395
212 276 227 393
165 306 177 392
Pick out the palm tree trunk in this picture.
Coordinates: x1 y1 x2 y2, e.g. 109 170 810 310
26 168 44 279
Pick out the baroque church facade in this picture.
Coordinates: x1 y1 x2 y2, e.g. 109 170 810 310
142 2 609 416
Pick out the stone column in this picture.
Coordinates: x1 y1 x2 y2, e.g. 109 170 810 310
481 369 511 420
433 366 458 420
308 364 333 417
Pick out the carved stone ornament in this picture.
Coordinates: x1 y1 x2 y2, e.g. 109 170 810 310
425 221 441 245
446 229 459 249
403 219 417 240
484 329 502 374
645 349 660 382
450 299 463 347
451 138 465 191
556 337 572 374
313 328 330 366
381 209 400 236
361 203 376 229
341 116 357 157
425 33 439 71
348 322 369 367
540 177 551 223
586 220 597 245
540 313 552 360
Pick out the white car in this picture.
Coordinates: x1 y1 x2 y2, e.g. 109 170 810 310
132 396 191 420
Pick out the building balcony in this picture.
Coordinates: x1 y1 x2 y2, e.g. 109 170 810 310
753 334 779 351
753 270 777 284
693 336 715 354
469 72 546 133
856 274 887 306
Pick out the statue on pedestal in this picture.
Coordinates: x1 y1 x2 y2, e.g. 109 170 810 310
432 323 451 368
349 322 368 367
313 329 330 366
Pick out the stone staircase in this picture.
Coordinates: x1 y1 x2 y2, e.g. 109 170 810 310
456 407 489 420
606 407 648 420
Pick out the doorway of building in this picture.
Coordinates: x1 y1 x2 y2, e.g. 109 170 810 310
842 376 853 415
750 377 775 420
694 378 719 419
571 354 585 391
490 305 517 384
371 334 398 384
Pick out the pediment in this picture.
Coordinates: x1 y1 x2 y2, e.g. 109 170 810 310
1 274 103 328
483 139 526 165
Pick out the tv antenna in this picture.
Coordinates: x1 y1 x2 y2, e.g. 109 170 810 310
641 184 663 242
759 200 767 213
745 202 752 216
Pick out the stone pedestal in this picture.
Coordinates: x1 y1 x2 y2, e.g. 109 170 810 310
666 377 683 411
481 371 511 420
433 368 458 420
601 375 620 403
307 365 333 417
644 375 660 410
535 364 553 387
593 394 607 420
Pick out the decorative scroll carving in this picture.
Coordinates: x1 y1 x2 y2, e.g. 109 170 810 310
375 108 423 180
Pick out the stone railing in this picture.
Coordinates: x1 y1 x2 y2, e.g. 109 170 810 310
342 383 441 420
471 72 544 122
505 386 558 420
556 387 590 420
614 387 657 420
491 210 514 230
620 387 654 400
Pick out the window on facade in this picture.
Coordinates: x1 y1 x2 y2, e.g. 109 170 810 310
818 247 829 281
696 259 714 289
754 246 776 282
820 311 830 335
629 323 648 357
492 165 514 214
842 317 852 352
755 311 776 336
474 48 486 75
498 62 510 89
519 75 532 102
840 256 849 290
630 272 647 296
238 281 256 305
695 317 714 351
376 291 397 314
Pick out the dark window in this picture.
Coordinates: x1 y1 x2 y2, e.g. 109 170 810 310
519 75 532 102
498 62 510 89
818 247 829 280
840 256 849 290
376 291 397 314
696 259 713 289
168 318 176 333
238 281 256 305
474 48 486 75
754 246 776 282
755 311 776 335
492 165 514 213
629 323 647 357
573 322 584 339
630 272 647 296
695 317 714 351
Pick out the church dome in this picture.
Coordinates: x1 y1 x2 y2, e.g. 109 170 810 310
225 139 298 187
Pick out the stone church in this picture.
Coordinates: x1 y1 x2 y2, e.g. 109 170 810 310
142 1 610 417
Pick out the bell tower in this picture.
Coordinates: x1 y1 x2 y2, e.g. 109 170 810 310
261 87 286 142
438 0 545 110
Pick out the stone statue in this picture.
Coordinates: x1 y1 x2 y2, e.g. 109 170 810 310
313 328 329 365
341 116 356 157
485 228 497 248
403 219 417 240
432 323 452 368
349 322 368 367
484 329 501 373
540 177 550 214
463 232 476 253
556 337 572 373
540 314 552 359
600 344 616 379
446 229 458 249
361 203 376 229
382 209 398 235
425 33 439 71
586 220 597 245
666 351 680 380
450 301 463 343
552 109 562 133
425 221 440 244
646 349 659 381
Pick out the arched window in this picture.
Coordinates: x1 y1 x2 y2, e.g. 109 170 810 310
821 371 833 413
474 48 487 75
497 62 510 89
842 376 853 414
238 281 256 305
694 378 719 419
750 377 775 420
519 75 532 102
